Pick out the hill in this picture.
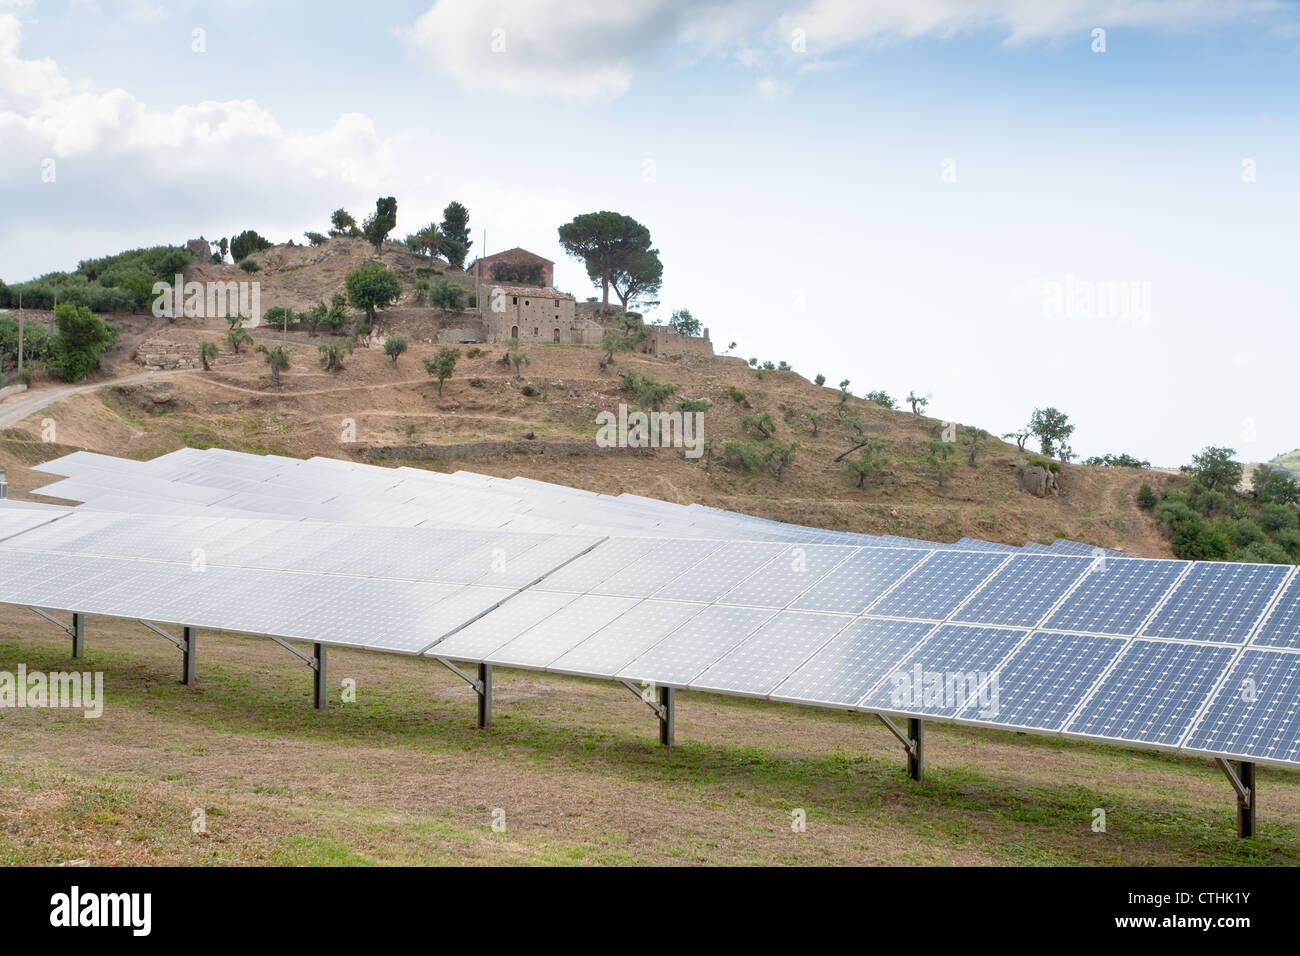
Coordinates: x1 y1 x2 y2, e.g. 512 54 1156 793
1268 448 1300 482
0 239 1174 555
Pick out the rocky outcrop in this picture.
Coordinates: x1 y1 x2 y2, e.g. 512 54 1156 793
1017 462 1060 497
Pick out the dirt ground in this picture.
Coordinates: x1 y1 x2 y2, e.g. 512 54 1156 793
0 610 1295 866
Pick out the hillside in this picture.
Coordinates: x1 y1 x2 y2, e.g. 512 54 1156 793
0 242 1174 554
1268 448 1300 482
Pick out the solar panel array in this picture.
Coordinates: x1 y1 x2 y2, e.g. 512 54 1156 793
0 448 1297 770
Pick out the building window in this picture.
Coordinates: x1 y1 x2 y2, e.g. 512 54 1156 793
524 300 529 306
512 296 518 305
511 325 518 339
553 329 560 342
532 328 538 336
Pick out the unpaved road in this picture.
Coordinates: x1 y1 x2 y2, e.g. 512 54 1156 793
0 369 189 428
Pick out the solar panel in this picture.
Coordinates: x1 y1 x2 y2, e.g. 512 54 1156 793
857 624 1027 718
429 589 579 660
1066 639 1238 746
1044 557 1189 636
547 600 703 677
771 617 937 707
951 554 1091 627
592 539 722 598
618 604 775 687
1250 572 1300 649
958 631 1127 730
1183 649 1300 763
534 537 661 592
652 541 787 602
1142 563 1291 644
790 547 929 614
484 594 640 667
719 544 857 608
869 550 1008 620
691 611 851 696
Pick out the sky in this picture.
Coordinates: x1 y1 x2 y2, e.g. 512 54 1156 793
1 0 1298 466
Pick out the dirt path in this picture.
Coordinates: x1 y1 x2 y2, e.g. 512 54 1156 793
0 369 190 428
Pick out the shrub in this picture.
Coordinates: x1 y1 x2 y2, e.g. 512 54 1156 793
345 263 402 325
521 384 538 397
764 441 799 480
230 230 272 262
813 373 826 387
429 280 466 310
384 336 408 364
238 259 260 273
741 412 775 439
725 385 745 403
846 440 890 488
49 303 117 382
424 347 460 395
866 389 897 410
722 440 763 474
678 398 710 413
1136 483 1157 510
304 231 327 246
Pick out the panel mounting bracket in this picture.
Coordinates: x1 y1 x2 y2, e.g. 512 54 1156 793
877 714 924 780
139 620 186 652
29 607 85 658
620 679 667 721
619 680 674 746
433 658 492 729
434 657 485 695
1217 758 1256 838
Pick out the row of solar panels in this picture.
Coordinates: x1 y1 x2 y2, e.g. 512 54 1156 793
2 449 1299 767
29 447 1126 556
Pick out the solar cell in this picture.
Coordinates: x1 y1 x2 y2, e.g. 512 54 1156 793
1066 639 1238 746
1183 649 1300 763
534 536 661 592
771 617 937 707
1143 563 1290 644
652 541 787 602
593 539 722 598
951 554 1091 628
428 589 579 660
719 544 858 608
485 594 641 667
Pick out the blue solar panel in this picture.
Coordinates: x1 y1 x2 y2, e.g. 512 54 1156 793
857 624 1027 718
691 611 850 696
770 617 936 707
1066 639 1238 746
870 550 1008 620
1251 572 1300 649
960 632 1127 731
1045 557 1189 636
790 547 929 614
951 555 1091 628
1183 649 1300 763
618 604 775 687
1142 563 1291 644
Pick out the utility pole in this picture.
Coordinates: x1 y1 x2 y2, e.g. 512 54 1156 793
17 290 23 373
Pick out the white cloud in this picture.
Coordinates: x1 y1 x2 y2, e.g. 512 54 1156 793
755 78 790 99
406 0 1288 100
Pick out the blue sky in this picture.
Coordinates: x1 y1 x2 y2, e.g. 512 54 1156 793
2 0 1298 466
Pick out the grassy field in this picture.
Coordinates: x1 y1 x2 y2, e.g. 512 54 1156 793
0 609 1296 866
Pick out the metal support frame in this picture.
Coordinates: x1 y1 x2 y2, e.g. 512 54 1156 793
313 643 327 710
138 620 197 684
877 714 924 780
28 607 85 657
1218 758 1256 838
433 658 492 728
619 680 674 746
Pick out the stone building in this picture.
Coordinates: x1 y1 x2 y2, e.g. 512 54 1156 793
478 283 602 345
466 248 555 287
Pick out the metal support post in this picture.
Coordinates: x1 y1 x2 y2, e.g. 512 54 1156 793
1238 761 1256 838
313 643 327 710
182 627 197 685
477 663 493 729
658 685 675 747
71 613 85 659
908 718 924 781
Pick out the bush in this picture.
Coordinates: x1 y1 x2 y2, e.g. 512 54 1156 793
384 336 408 364
49 303 117 382
230 230 272 263
725 385 745 403
722 440 763 474
813 373 826 387
1136 483 1157 510
678 398 710 413
521 384 538 397
238 259 260 273
429 280 465 310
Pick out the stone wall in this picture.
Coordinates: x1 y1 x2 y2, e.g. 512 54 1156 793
641 324 714 358
134 335 208 370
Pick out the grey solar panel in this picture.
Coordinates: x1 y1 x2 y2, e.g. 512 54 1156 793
869 550 1008 620
790 547 929 614
771 617 937 708
652 540 787 602
429 589 579 660
959 631 1127 731
1183 649 1300 763
691 611 851 696
857 624 1027 718
1066 639 1238 746
952 554 1091 628
1142 563 1291 644
484 594 640 667
547 600 703 677
1044 557 1189 636
720 544 857 608
1249 572 1300 649
618 604 775 687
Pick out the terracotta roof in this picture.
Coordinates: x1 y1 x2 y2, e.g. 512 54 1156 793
469 247 555 267
485 284 574 300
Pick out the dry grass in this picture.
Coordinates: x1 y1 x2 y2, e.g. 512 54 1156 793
1 610 1295 867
